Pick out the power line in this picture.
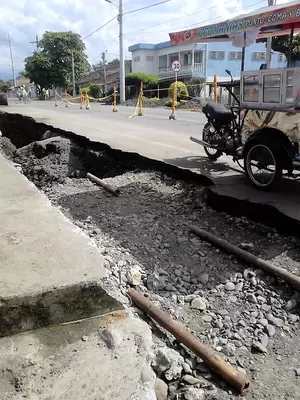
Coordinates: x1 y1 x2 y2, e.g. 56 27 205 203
83 15 118 40
123 0 170 15
83 0 170 41
124 0 265 37
124 0 241 36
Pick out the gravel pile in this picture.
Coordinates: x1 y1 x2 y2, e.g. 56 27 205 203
13 137 87 187
123 96 167 108
40 170 300 400
177 98 204 110
2 136 300 400
0 136 16 158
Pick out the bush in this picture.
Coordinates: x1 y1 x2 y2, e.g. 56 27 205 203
80 87 89 95
168 81 188 101
165 98 179 107
148 97 160 102
89 83 101 99
0 82 10 93
125 72 158 86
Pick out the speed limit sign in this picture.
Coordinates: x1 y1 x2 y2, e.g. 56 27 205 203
171 60 182 72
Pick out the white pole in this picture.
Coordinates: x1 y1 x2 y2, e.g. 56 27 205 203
8 34 16 86
175 71 177 103
266 0 276 68
71 50 76 97
119 0 125 103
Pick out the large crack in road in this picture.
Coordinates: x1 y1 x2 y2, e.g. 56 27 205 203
0 113 300 400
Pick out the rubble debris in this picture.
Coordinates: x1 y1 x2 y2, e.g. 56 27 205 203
2 125 300 399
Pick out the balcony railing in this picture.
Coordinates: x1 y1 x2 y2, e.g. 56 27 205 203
158 63 204 75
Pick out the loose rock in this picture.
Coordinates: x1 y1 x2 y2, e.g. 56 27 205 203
152 347 184 381
285 299 297 312
223 343 236 357
155 378 168 400
174 387 205 400
198 273 209 284
225 282 235 291
252 341 267 354
190 297 207 311
182 375 200 385
126 265 142 286
247 293 257 304
260 334 269 348
182 362 193 374
265 324 276 337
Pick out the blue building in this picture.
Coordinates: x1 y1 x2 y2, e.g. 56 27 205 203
128 40 287 83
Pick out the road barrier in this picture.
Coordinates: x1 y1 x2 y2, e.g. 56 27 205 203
127 97 140 119
169 82 177 120
53 81 217 116
80 89 84 109
54 90 113 110
65 90 69 108
113 87 118 113
85 94 90 110
213 74 218 104
138 82 144 117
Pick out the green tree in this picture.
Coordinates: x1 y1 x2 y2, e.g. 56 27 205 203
168 81 188 101
272 34 300 65
23 52 52 90
89 83 101 98
24 31 89 90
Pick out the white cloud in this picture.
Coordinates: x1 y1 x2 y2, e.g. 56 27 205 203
0 0 292 80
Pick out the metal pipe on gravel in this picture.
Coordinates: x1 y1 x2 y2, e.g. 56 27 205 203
87 173 120 196
127 288 250 394
189 225 300 292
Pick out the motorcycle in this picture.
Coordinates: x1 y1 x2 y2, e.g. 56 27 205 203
191 70 244 165
191 70 300 190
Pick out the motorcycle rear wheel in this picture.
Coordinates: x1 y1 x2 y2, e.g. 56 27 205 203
202 122 222 160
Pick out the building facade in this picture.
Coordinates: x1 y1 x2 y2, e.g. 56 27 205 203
128 41 287 82
78 61 132 93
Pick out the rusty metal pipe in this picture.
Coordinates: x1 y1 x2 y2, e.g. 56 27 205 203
190 225 300 292
127 288 250 393
87 173 120 196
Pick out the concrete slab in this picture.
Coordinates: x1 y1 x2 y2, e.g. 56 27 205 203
0 154 122 335
0 311 156 400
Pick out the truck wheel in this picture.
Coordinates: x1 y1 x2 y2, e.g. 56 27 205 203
244 143 282 190
202 122 222 160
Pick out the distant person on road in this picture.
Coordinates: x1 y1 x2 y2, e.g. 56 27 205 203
20 86 27 100
28 87 32 98
44 88 49 100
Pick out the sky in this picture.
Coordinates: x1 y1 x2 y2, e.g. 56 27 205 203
0 0 291 80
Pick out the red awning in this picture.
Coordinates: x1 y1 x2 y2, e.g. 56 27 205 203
169 1 300 45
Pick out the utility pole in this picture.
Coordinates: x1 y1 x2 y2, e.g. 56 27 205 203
8 34 16 86
101 51 107 94
266 0 276 68
30 35 39 51
71 50 76 97
118 0 125 103
104 0 168 102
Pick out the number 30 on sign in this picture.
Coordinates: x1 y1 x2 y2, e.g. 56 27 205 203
171 60 182 72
